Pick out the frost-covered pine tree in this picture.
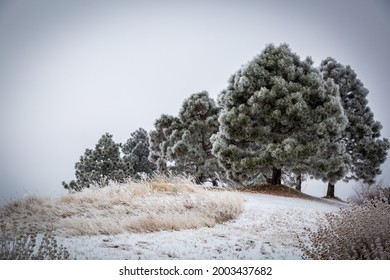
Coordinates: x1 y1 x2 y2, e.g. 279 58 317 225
290 77 353 193
62 133 125 191
212 44 348 186
172 91 222 184
122 128 156 178
149 91 223 184
148 114 182 173
320 58 389 197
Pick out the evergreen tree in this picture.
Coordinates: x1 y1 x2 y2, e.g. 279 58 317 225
149 91 223 184
63 133 125 191
173 91 222 184
148 114 181 173
122 128 156 178
320 58 389 197
212 44 348 186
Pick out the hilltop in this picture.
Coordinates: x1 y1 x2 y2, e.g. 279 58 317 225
0 178 346 259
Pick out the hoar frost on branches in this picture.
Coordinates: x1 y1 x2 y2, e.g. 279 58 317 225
122 128 156 178
212 44 349 186
63 129 156 192
319 58 389 197
148 114 182 173
149 91 223 185
62 133 125 191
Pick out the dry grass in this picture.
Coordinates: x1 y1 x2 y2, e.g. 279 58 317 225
0 175 243 237
299 196 390 259
351 182 390 205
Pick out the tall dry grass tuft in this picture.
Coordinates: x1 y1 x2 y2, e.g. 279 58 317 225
0 174 243 237
299 195 390 259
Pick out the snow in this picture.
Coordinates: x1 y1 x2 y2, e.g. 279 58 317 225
58 192 346 260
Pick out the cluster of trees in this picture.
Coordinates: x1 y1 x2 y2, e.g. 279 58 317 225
213 44 389 197
148 91 223 185
64 43 389 198
62 129 156 191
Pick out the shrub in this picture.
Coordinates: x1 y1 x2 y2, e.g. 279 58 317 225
351 182 390 205
0 221 70 260
300 196 390 259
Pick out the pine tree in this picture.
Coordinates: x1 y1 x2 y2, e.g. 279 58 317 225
63 133 125 191
212 44 348 186
320 58 389 197
122 128 156 178
174 91 221 184
149 91 223 184
148 114 181 173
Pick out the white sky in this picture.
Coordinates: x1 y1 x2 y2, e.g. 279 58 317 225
0 0 389 204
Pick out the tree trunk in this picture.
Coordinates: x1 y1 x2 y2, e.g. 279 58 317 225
296 174 302 192
326 182 335 198
271 168 282 185
195 174 204 185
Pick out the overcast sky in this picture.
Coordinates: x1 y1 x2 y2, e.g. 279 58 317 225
0 0 389 204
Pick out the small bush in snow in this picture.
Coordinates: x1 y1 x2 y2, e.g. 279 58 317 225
0 221 70 260
351 182 390 205
300 196 390 259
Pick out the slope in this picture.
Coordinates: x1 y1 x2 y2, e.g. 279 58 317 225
58 191 346 259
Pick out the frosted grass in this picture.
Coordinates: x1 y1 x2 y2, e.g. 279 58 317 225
0 175 244 236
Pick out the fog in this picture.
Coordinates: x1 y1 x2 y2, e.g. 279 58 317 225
0 0 389 204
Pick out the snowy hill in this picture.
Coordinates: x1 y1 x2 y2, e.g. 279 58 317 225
59 192 346 260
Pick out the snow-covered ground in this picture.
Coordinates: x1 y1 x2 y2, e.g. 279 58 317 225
59 192 347 260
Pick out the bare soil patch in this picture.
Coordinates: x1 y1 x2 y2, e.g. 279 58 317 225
238 184 321 200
